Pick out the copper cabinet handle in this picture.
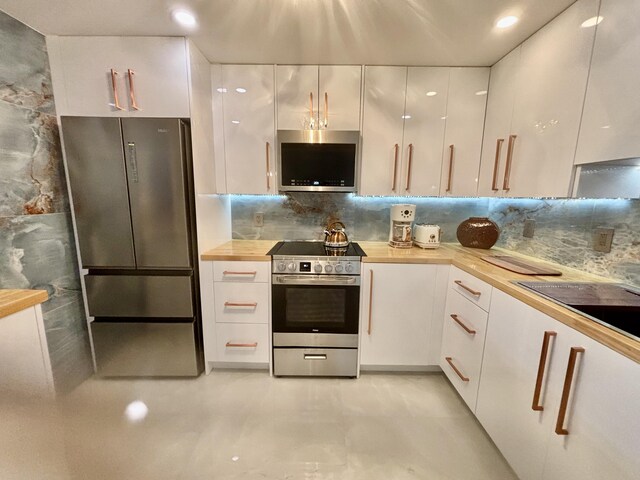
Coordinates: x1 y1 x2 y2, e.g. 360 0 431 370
223 271 257 276
309 91 314 127
391 144 399 191
532 331 557 411
491 138 504 191
454 280 481 297
503 134 517 191
110 69 124 111
450 314 476 335
225 342 258 348
446 144 454 193
555 346 585 435
405 144 414 191
445 357 469 382
367 269 374 335
127 69 140 111
324 91 328 128
224 302 258 308
265 142 271 190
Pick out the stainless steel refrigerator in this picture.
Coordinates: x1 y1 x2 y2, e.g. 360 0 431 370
61 117 203 376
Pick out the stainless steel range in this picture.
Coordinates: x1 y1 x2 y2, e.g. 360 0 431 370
268 241 365 377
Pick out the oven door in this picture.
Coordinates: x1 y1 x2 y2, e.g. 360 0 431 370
272 274 360 336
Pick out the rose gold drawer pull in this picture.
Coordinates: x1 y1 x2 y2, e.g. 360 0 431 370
224 302 258 308
367 269 374 335
223 271 257 276
265 142 271 190
503 134 517 191
532 331 557 411
446 144 454 193
555 346 585 435
445 357 469 382
225 342 258 348
324 91 328 128
450 314 476 335
491 138 504 191
110 69 124 111
391 144 399 191
127 69 140 111
454 280 481 297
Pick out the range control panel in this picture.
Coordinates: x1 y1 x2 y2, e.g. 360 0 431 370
272 257 360 275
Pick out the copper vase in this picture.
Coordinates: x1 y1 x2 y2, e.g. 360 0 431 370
456 217 500 249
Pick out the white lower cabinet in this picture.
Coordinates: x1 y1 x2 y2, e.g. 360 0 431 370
214 323 269 364
359 263 445 368
476 289 640 480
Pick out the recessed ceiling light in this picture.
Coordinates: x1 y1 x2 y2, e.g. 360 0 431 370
216 87 227 93
172 9 197 28
426 91 438 97
496 16 519 29
475 90 488 96
231 120 240 124
601 125 611 129
235 87 247 93
402 115 412 119
581 16 603 28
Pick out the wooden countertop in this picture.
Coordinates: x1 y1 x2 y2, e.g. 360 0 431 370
0 290 49 319
200 240 277 261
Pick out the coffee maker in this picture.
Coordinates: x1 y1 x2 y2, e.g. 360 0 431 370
389 204 416 248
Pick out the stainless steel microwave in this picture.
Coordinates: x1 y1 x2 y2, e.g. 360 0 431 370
277 130 359 193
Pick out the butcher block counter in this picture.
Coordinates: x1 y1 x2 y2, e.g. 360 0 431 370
0 289 48 319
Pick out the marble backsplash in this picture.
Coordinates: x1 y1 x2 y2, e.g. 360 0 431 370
231 194 640 287
0 10 92 393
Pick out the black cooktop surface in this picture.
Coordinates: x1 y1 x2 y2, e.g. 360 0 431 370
268 241 365 257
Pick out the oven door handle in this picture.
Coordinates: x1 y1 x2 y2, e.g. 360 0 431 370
272 275 360 286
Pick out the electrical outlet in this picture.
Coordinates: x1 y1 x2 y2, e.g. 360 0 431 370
523 219 536 238
593 227 614 253
253 212 264 227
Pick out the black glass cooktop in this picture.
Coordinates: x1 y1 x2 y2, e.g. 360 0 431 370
268 241 365 257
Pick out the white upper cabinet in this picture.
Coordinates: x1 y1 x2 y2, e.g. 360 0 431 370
220 65 276 194
478 0 598 197
46 36 190 117
276 65 361 130
575 0 640 164
440 68 490 197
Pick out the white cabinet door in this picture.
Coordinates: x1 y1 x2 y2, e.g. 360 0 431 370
318 65 362 130
360 66 407 196
505 0 598 197
221 65 276 194
276 65 318 130
402 67 449 197
48 36 190 117
440 68 489 197
575 0 640 164
360 263 437 367
477 47 521 197
476 289 565 480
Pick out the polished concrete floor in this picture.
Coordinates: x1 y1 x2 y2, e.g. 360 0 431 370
2 371 517 479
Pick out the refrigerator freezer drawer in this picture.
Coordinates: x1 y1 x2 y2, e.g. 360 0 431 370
92 320 200 376
85 274 193 318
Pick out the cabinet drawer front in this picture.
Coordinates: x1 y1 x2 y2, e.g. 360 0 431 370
441 289 489 411
214 323 269 363
449 266 492 311
213 261 270 283
214 283 269 324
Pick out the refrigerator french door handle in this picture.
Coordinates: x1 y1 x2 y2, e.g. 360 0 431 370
127 142 139 183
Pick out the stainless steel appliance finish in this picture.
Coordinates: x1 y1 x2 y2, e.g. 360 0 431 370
573 158 640 199
61 117 203 377
91 320 200 376
272 275 360 286
85 274 194 318
273 348 359 377
273 332 358 348
277 129 359 193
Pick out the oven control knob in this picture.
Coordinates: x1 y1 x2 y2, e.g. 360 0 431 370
324 264 333 273
314 264 323 273
345 263 354 273
288 262 296 272
335 264 344 273
277 262 287 272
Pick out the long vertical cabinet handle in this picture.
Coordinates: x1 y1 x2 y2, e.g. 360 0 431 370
532 331 557 411
555 346 585 435
405 144 414 191
391 144 399 192
491 138 504 191
324 92 328 128
110 69 124 111
309 92 314 129
265 142 271 191
446 144 454 193
127 69 140 111
503 134 517 191
367 269 374 335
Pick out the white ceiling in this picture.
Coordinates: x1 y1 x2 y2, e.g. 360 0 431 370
0 0 578 66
